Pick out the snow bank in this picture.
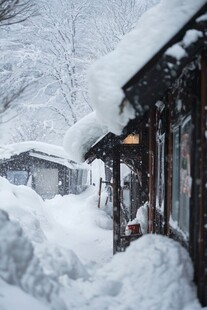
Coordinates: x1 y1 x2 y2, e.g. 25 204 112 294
88 0 206 134
0 177 90 308
36 244 89 281
0 210 65 309
78 234 202 310
0 177 47 243
0 176 90 277
0 176 112 277
0 278 50 310
0 177 204 309
63 111 108 163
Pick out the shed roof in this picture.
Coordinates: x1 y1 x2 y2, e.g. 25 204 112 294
0 141 89 169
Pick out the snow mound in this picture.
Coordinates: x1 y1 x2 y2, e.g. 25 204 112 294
0 210 33 284
136 201 149 234
0 177 49 243
85 192 113 230
81 234 202 310
0 278 50 310
37 244 89 282
0 210 64 308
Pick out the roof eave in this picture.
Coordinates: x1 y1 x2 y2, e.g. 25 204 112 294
123 3 207 91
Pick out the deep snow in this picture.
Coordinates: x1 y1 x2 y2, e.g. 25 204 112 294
0 176 205 309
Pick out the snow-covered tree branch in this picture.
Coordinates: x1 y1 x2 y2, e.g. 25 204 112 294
0 0 34 25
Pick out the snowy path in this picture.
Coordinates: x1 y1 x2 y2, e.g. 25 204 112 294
43 187 113 266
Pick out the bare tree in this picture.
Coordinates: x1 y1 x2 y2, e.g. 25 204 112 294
9 119 52 143
0 0 35 121
0 84 28 115
0 0 34 25
32 0 91 126
92 0 159 56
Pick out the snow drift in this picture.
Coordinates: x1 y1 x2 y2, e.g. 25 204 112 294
0 177 204 309
0 210 65 310
77 235 202 310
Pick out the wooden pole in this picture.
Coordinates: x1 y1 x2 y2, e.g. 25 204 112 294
148 110 154 233
97 177 102 208
113 147 121 254
197 50 207 305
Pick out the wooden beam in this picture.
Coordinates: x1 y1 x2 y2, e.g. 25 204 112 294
113 147 121 254
197 50 207 305
97 177 102 208
165 103 172 236
148 111 154 233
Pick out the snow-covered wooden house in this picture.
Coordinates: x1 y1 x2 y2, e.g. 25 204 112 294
63 1 207 305
0 142 90 199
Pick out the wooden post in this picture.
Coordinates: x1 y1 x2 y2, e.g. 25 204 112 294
197 50 207 305
148 109 156 233
148 113 153 233
113 147 121 254
165 104 172 236
97 177 102 208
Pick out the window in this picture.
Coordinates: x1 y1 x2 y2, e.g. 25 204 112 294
122 134 139 144
179 116 192 233
7 170 28 185
172 127 180 222
156 129 165 213
171 116 192 236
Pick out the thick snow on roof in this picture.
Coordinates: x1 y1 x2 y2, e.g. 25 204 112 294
64 0 206 163
88 0 206 135
63 111 108 163
0 141 89 169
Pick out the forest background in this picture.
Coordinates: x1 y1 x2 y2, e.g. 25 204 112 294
0 0 158 145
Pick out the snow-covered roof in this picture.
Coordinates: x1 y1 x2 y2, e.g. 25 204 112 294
64 0 206 163
88 0 206 135
0 141 89 169
63 111 108 163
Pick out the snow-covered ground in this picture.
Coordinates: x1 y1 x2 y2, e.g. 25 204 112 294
0 177 205 310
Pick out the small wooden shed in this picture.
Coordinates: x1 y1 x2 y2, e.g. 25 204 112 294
0 142 90 199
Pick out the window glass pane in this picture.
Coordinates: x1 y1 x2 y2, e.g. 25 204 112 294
7 170 28 185
172 127 180 222
156 132 165 213
121 163 132 223
171 116 192 237
179 116 192 234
